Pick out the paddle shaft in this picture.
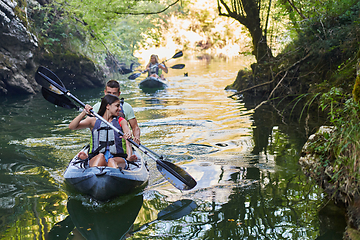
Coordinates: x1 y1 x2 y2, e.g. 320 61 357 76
38 71 192 187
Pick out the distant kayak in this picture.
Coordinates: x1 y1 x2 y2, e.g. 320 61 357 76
64 145 149 201
139 76 167 89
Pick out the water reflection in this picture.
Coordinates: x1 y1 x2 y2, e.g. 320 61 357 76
47 195 197 240
143 167 341 239
47 195 142 239
140 86 167 94
131 198 197 234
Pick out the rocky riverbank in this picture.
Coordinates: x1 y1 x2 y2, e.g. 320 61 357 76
299 126 360 240
0 0 106 96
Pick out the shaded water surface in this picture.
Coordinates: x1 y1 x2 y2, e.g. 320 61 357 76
0 56 346 239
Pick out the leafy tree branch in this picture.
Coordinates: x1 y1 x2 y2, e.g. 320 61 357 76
286 0 306 19
107 0 180 15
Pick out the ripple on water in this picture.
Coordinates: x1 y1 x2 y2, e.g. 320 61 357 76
139 119 211 127
161 143 220 156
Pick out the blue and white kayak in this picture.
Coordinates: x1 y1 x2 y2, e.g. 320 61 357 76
64 145 149 201
139 76 167 89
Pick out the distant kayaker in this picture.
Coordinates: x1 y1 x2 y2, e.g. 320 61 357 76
69 94 137 169
93 80 141 145
144 54 168 80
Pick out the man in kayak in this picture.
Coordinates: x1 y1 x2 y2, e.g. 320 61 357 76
145 54 168 80
93 80 141 145
69 95 137 169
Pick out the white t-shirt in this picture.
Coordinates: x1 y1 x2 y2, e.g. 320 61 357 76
92 101 135 121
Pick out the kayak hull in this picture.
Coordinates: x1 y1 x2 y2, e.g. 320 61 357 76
139 76 167 89
64 146 149 201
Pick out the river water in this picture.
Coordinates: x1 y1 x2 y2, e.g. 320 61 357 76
0 56 346 239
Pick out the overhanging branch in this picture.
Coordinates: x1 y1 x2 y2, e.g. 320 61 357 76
229 52 312 98
287 0 306 19
110 0 179 15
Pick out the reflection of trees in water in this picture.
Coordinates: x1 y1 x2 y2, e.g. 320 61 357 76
192 171 325 239
171 97 341 239
139 170 330 239
242 95 326 156
251 104 308 156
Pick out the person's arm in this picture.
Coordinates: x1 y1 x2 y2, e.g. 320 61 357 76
119 118 132 139
123 103 141 145
119 118 135 159
128 118 141 145
125 139 133 159
160 62 168 73
69 104 93 130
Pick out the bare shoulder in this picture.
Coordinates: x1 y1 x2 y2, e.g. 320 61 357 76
84 116 96 127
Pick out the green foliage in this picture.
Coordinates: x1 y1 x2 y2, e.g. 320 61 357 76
13 0 29 27
29 0 174 65
307 87 360 197
353 74 360 103
278 0 359 28
268 0 360 103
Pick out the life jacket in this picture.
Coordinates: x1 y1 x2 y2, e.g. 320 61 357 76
89 117 127 159
148 63 162 77
87 98 127 159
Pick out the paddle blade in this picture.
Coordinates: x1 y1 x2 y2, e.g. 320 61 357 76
35 66 66 94
170 64 185 69
172 51 183 59
158 199 197 221
156 160 197 190
41 87 79 110
128 72 141 80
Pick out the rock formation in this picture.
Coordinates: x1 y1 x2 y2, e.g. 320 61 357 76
0 0 105 96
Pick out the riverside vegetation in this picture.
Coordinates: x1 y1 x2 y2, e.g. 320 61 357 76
223 1 360 238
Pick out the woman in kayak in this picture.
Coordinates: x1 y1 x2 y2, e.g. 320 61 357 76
145 54 168 80
69 94 137 169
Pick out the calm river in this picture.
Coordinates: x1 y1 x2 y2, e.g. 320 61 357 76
0 56 346 239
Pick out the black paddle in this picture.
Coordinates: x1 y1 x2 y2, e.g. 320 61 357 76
35 66 197 191
128 51 184 80
169 63 185 69
130 199 197 234
41 87 79 110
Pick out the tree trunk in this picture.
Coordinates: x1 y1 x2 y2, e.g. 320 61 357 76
247 20 273 63
217 0 273 63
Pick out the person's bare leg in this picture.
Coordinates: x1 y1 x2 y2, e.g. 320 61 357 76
127 154 138 162
77 151 88 160
89 154 107 167
125 141 137 162
109 157 127 169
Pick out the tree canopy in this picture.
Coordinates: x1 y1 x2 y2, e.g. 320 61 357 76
31 0 179 67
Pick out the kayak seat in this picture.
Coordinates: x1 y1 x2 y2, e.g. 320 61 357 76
126 159 139 168
72 158 89 169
